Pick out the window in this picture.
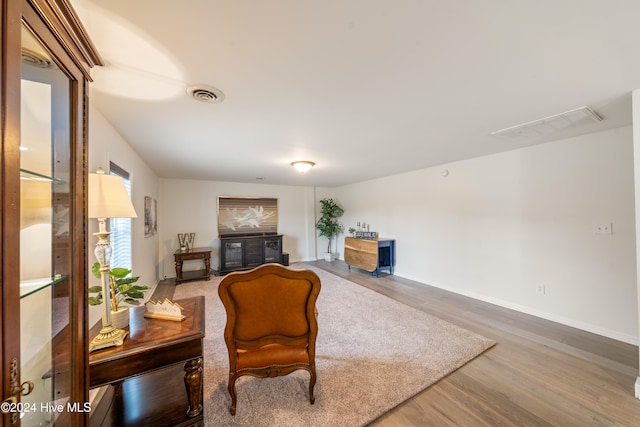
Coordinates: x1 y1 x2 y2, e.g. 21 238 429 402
109 162 132 271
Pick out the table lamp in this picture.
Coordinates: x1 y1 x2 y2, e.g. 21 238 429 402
88 168 137 352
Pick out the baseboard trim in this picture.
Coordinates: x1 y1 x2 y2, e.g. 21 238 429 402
400 274 639 346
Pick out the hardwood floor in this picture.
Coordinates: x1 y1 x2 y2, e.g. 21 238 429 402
156 260 640 426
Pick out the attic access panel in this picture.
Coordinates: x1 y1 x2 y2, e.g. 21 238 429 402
217 196 278 237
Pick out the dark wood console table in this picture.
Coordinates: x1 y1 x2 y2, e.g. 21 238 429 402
89 296 205 426
174 247 212 284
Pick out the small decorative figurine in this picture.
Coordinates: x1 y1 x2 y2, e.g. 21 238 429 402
144 298 186 321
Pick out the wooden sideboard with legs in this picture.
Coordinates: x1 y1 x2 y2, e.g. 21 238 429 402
344 237 396 277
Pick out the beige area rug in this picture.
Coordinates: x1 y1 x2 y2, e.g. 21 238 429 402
173 265 495 426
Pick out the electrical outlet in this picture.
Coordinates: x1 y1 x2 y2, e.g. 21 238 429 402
593 223 613 235
536 284 546 295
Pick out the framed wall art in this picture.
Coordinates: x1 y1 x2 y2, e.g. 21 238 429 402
144 196 157 237
217 196 278 237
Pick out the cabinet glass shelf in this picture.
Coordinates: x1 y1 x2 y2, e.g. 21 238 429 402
20 168 65 184
20 275 67 299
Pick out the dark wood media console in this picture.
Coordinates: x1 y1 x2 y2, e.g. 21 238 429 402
219 234 284 274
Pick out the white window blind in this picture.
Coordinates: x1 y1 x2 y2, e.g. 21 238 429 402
109 162 132 271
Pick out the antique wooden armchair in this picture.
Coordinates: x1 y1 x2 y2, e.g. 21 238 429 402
218 263 321 415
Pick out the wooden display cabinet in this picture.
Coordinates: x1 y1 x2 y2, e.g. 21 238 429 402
1 1 102 425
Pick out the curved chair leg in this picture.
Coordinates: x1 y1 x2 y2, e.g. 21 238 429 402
228 375 238 415
308 367 316 404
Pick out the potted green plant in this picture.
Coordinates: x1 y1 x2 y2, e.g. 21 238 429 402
89 262 149 328
315 198 345 262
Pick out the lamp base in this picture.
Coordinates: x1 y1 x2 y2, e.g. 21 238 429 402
89 324 128 352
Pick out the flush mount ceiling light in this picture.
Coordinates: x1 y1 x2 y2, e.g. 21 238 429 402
491 106 603 139
291 161 315 174
186 84 225 104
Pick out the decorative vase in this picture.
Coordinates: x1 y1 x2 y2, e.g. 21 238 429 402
110 306 129 329
324 252 333 262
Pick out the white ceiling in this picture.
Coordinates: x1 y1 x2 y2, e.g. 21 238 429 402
71 0 640 187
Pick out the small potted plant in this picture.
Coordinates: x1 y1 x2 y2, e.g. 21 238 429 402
348 227 356 237
89 263 149 328
315 198 345 262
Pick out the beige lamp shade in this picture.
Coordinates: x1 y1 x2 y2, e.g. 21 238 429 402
88 172 138 219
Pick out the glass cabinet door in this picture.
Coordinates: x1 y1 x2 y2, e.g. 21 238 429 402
223 242 244 270
19 23 73 426
264 237 282 263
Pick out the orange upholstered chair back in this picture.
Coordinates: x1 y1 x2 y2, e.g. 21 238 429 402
218 263 321 415
228 272 316 343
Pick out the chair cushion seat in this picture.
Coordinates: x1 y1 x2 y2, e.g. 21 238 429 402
236 344 310 371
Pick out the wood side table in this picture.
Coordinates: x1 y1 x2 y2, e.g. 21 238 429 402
174 247 212 284
89 296 205 426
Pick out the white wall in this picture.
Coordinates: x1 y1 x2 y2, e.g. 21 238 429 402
88 105 160 326
631 90 640 397
89 103 638 346
159 179 317 277
335 126 638 344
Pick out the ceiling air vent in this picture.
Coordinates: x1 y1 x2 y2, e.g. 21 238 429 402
186 85 225 104
491 106 603 139
21 48 53 69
